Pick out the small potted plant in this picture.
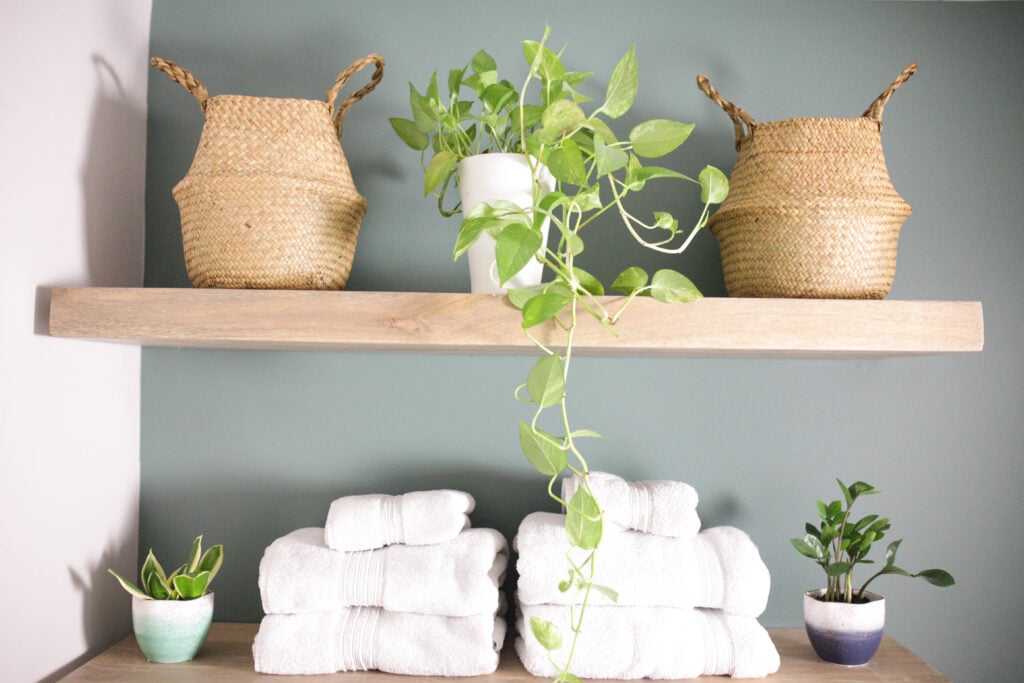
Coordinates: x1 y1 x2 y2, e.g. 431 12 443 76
391 47 556 293
108 535 224 663
791 480 954 665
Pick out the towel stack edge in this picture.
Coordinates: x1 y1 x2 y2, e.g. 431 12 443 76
253 489 507 676
514 473 780 679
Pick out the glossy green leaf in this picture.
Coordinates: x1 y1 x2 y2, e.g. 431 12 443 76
570 266 605 296
566 487 603 550
186 535 203 573
602 44 638 119
424 150 457 196
523 39 565 83
471 49 497 74
633 165 692 183
425 70 440 102
529 616 563 652
698 165 730 204
507 286 544 310
917 568 956 587
173 571 210 600
107 569 151 600
624 154 645 190
519 422 567 476
389 117 429 151
482 83 516 113
546 138 588 186
141 550 168 589
611 267 649 295
197 544 224 583
447 67 465 98
848 480 881 500
649 269 702 303
826 561 851 578
534 190 567 231
594 135 628 177
521 291 571 328
453 216 492 261
538 100 586 143
652 211 678 233
629 119 694 158
562 232 584 256
585 117 618 145
408 82 436 133
791 536 822 560
145 568 171 600
526 354 565 408
495 223 542 285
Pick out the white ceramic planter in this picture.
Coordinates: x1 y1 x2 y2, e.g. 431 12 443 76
132 592 215 663
803 588 885 666
457 153 555 294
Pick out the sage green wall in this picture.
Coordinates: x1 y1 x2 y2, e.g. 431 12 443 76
144 1 1022 679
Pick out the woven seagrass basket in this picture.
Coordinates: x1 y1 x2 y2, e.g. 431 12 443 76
697 65 916 299
151 54 385 289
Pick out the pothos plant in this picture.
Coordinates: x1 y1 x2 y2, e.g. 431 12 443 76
391 47 546 217
109 535 224 601
424 28 728 682
791 479 954 603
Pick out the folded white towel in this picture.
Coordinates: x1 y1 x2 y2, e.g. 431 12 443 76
561 471 700 537
260 527 507 617
515 512 769 617
324 490 475 551
515 603 779 679
253 607 505 676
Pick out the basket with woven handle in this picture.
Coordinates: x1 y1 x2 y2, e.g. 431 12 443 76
697 65 916 299
151 54 385 289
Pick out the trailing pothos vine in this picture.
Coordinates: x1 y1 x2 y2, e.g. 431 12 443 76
397 28 728 682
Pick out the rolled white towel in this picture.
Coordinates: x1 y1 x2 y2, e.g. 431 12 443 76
253 607 505 676
260 527 507 617
325 490 475 551
515 603 779 679
515 512 769 617
562 471 700 537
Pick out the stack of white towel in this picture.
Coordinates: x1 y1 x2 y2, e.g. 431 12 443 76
252 490 508 676
514 472 781 679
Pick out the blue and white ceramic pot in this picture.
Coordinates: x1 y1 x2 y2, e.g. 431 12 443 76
131 592 214 663
803 589 885 666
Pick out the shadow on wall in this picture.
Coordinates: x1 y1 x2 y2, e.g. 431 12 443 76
40 512 138 682
34 54 146 336
82 55 145 287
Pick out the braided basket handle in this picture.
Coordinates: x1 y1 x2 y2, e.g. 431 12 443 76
861 63 917 130
327 54 386 138
696 74 757 152
150 57 209 113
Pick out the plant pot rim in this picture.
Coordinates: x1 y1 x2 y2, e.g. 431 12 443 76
804 588 884 604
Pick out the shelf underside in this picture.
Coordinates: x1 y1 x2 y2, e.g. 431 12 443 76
48 288 984 357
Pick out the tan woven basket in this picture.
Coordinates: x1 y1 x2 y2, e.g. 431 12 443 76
697 65 916 299
151 55 385 289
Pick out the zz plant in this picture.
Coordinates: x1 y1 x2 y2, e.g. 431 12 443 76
791 480 954 603
109 535 223 600
433 28 728 682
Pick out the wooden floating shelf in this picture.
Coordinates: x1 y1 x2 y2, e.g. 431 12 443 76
62 623 950 681
48 287 984 357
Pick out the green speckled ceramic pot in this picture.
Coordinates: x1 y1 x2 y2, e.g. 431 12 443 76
131 592 214 663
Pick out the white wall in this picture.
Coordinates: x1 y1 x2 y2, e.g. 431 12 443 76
0 1 151 680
